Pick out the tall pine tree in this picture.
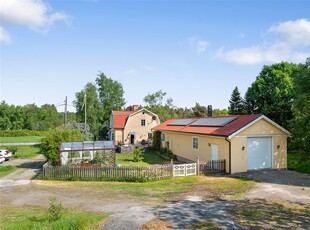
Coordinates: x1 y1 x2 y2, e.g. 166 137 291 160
228 87 246 115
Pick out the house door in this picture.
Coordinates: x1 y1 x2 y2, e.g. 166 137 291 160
211 144 218 160
130 134 135 144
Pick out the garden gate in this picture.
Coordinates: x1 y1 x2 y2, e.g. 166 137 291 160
173 163 196 177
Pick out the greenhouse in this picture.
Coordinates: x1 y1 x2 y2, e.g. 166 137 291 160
58 140 116 166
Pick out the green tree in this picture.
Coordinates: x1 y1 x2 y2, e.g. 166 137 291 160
74 82 102 136
245 62 299 128
40 127 86 165
192 102 207 117
96 72 126 123
143 90 176 121
228 87 246 115
290 58 310 151
213 108 229 116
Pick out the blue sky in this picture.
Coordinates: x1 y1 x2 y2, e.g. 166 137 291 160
1 0 310 112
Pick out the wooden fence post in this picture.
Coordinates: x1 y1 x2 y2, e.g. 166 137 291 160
170 158 174 177
196 157 200 175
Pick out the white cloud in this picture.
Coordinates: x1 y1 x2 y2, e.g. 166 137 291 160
0 0 70 42
0 26 11 43
188 37 210 55
216 18 310 64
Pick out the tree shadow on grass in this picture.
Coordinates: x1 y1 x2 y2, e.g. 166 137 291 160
227 199 310 229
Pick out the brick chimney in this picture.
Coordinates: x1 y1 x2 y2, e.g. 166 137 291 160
133 105 139 111
207 105 212 116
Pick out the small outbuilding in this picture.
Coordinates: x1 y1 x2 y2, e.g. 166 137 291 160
58 140 116 166
152 114 290 174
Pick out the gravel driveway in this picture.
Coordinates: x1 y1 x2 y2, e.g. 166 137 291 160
231 169 310 204
0 154 46 187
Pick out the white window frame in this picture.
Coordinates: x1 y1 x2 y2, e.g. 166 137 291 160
141 119 146 126
192 136 199 150
161 133 165 141
148 133 153 139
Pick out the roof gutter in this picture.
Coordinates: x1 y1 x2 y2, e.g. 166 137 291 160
225 137 231 174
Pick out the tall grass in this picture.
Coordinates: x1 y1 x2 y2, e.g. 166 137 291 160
0 206 107 230
0 166 18 178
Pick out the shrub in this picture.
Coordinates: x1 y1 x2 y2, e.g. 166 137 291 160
152 131 162 150
6 146 18 154
40 127 86 165
132 147 144 162
46 196 67 222
160 147 174 158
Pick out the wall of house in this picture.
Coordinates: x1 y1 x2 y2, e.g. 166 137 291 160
162 132 230 173
230 119 288 173
114 129 123 144
123 110 160 144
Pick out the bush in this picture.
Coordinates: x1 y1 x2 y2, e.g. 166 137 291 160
152 131 162 150
40 127 86 165
160 147 174 158
47 196 67 222
132 147 144 162
6 146 18 154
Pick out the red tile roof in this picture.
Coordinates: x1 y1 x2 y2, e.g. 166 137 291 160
112 111 134 129
152 114 262 137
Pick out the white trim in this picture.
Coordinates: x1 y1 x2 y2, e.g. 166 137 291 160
233 134 288 138
228 115 290 139
192 136 199 151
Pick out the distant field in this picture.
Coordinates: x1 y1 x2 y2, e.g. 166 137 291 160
0 136 42 143
1 145 40 159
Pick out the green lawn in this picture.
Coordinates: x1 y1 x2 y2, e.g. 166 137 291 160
1 145 40 159
0 205 107 230
288 151 310 174
0 166 18 178
0 136 42 143
116 149 170 167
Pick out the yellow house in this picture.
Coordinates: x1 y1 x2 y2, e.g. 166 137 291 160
152 114 290 174
109 106 160 145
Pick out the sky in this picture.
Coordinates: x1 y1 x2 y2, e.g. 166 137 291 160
1 0 310 112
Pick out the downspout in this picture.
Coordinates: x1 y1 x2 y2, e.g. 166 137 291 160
225 137 231 174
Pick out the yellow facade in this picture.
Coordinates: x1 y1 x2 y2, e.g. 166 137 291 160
162 132 230 173
111 109 160 144
162 118 289 174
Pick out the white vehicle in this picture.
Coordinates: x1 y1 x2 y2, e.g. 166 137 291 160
0 149 13 160
0 154 5 163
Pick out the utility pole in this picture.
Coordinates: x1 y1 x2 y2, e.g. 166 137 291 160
64 96 68 126
84 92 87 127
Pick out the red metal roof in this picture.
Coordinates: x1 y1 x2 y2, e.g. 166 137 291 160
152 114 262 137
112 111 134 129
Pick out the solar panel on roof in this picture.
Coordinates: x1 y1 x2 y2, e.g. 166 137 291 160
167 118 196 126
190 117 237 127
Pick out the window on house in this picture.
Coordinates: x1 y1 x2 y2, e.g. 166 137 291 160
161 133 165 141
148 133 153 139
141 119 146 126
192 137 199 150
111 133 115 141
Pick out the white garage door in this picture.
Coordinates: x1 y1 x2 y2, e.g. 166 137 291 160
247 137 272 170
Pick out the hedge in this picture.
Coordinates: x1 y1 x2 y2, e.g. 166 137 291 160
0 130 48 137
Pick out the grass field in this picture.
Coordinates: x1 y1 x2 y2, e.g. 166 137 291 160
1 145 40 159
0 136 42 143
0 205 107 230
287 151 310 174
0 166 18 178
116 149 170 167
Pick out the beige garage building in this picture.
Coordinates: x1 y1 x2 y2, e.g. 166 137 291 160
153 114 290 174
